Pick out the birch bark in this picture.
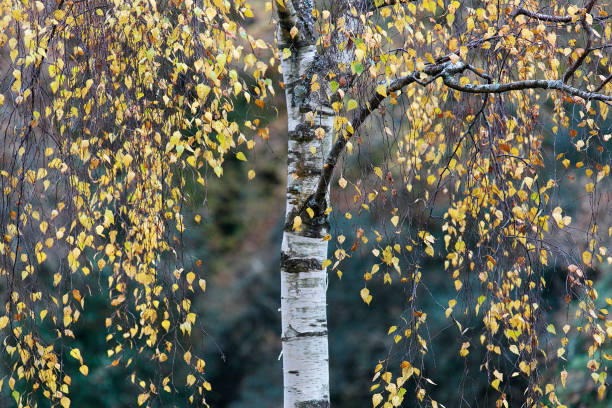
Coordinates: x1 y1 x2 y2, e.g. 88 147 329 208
277 1 334 407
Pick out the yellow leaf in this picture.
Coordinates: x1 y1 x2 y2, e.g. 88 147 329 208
466 17 475 31
583 251 592 265
236 152 247 161
360 287 372 305
70 348 83 364
0 316 8 329
60 396 70 408
186 272 196 285
79 365 89 376
196 84 210 100
205 7 217 20
54 9 66 20
248 170 256 180
186 374 196 386
454 280 462 291
372 393 383 407
292 216 302 231
137 393 149 406
391 215 399 227
161 320 170 331
521 28 534 41
198 279 207 292
104 209 114 226
376 84 387 97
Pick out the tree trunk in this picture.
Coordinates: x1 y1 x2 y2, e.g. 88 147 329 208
277 2 334 407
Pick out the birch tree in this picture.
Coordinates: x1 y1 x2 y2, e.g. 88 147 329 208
274 0 612 407
1 0 612 407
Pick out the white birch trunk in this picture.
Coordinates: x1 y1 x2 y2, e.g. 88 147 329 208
277 2 334 406
276 1 364 406
279 53 334 408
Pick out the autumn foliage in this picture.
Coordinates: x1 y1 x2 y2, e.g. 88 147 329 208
1 0 612 407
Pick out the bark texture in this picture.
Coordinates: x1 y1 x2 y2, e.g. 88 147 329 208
278 1 334 407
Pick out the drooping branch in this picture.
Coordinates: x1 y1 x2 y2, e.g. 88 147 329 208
563 19 594 83
311 60 612 206
511 1 605 84
512 0 598 23
442 63 612 102
311 65 445 206
563 0 598 82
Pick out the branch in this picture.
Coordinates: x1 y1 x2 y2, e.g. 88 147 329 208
563 21 593 82
512 1 599 83
563 1 598 83
595 73 612 92
311 60 612 206
442 67 612 103
311 64 446 205
512 0 597 23
512 8 572 23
